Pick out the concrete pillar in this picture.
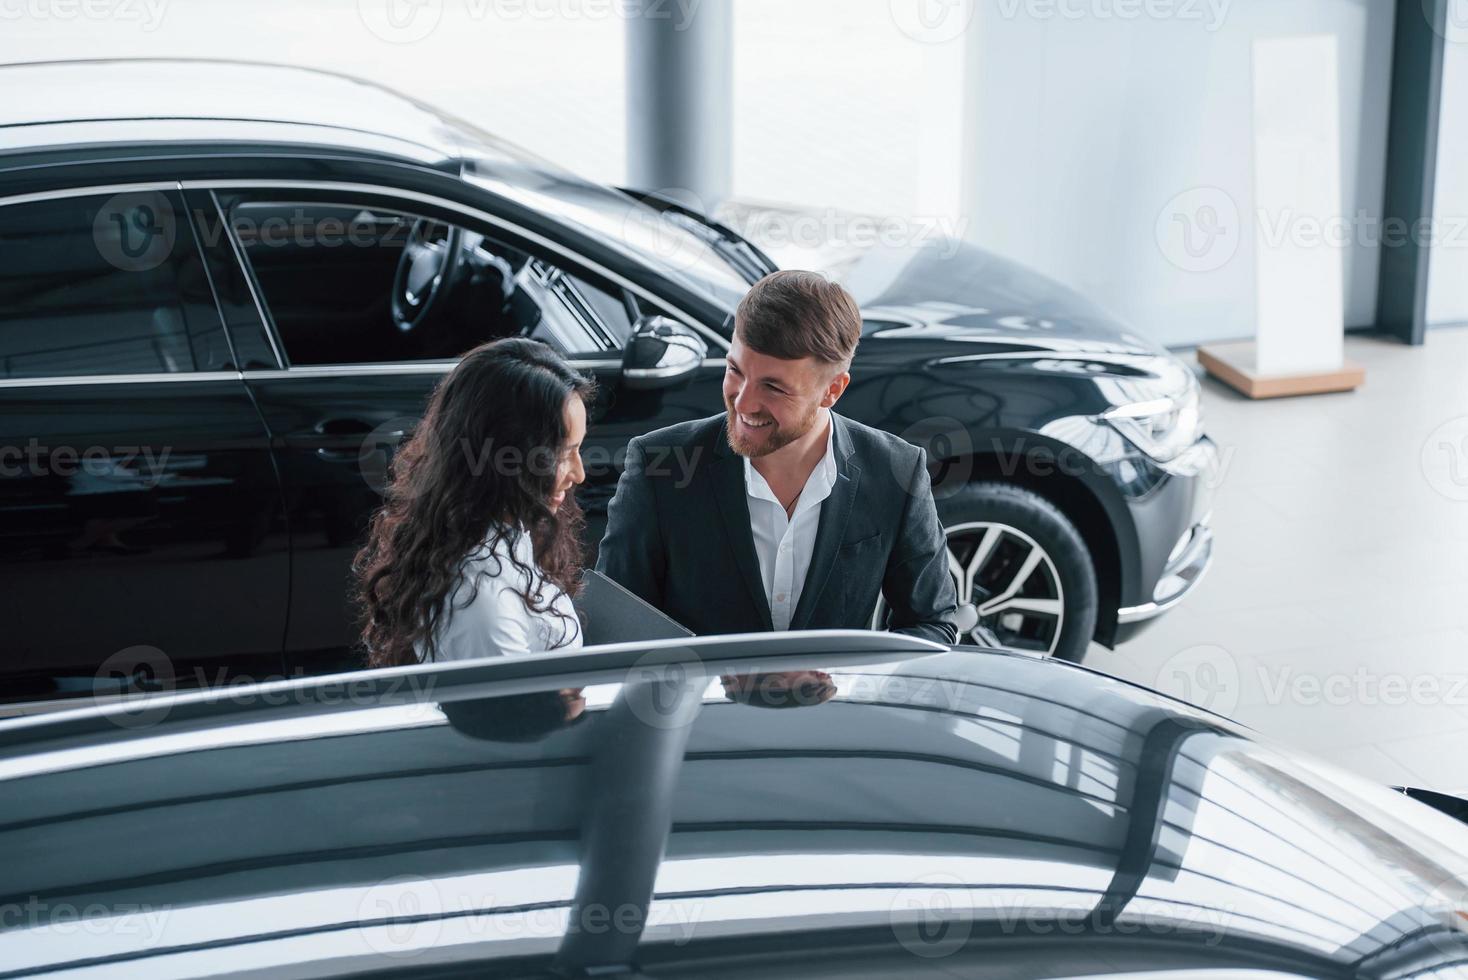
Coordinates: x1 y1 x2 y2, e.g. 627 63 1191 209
625 0 732 210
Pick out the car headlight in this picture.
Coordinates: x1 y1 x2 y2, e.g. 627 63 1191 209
1102 381 1202 464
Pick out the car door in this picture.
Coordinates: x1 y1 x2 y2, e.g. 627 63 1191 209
0 187 290 703
204 187 727 677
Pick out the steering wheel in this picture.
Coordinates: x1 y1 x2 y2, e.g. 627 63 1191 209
392 219 464 334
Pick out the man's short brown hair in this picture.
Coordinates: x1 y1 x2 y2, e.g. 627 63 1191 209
734 270 862 369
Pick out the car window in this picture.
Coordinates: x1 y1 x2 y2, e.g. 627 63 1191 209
0 190 225 379
228 200 631 366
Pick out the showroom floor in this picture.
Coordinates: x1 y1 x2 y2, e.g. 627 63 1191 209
1095 326 1468 795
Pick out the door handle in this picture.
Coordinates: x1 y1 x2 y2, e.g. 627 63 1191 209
286 419 406 462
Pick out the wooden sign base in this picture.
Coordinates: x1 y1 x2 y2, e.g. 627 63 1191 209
1197 341 1365 399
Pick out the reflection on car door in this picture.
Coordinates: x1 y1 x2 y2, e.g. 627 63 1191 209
0 189 289 701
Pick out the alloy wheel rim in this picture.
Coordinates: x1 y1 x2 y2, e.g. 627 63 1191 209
875 521 1066 656
949 521 1065 655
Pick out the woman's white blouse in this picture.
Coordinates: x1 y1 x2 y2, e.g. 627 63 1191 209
418 526 583 661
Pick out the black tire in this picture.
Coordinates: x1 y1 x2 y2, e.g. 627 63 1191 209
936 482 1098 662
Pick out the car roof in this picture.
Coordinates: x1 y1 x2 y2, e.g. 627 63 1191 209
4 629 1467 978
0 58 548 174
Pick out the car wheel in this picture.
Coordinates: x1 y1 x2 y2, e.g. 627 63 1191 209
929 482 1098 662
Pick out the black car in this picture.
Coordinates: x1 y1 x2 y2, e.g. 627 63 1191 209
2 629 1466 978
0 59 1216 699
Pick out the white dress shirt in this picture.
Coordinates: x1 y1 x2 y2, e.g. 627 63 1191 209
743 417 838 631
418 524 583 661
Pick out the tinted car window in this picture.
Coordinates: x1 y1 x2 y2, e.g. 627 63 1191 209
230 201 628 365
0 190 221 379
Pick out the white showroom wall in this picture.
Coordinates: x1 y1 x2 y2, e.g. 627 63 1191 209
730 0 965 224
725 1 1401 350
960 0 1395 349
0 0 628 185
1427 11 1468 328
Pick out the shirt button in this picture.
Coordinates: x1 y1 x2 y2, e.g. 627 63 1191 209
775 593 787 603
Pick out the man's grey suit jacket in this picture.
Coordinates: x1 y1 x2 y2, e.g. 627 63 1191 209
595 412 958 645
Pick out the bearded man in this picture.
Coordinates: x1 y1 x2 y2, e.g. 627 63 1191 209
596 270 957 645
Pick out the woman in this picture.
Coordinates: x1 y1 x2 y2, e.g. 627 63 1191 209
355 338 593 664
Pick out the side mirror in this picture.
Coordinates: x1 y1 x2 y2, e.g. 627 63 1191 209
622 316 708 390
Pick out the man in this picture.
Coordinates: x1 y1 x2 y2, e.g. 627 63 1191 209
596 270 957 645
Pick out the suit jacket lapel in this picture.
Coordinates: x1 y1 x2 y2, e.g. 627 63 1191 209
790 414 860 631
710 421 775 632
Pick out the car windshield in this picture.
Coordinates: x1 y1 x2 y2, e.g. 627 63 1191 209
461 154 753 310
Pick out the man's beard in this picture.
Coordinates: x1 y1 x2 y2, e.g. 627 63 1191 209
725 396 822 458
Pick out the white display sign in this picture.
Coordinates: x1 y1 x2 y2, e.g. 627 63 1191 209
1251 34 1346 376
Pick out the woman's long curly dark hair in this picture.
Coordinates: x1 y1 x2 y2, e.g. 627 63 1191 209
355 338 595 666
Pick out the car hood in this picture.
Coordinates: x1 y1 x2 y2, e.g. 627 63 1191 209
3 632 1467 977
845 239 1166 357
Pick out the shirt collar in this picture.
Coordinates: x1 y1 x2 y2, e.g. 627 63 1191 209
743 413 838 508
470 522 536 564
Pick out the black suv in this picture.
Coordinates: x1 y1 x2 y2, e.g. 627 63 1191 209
0 60 1217 698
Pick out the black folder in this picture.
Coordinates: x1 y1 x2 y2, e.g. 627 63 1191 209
576 570 694 645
